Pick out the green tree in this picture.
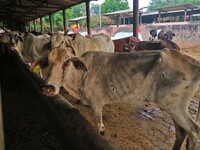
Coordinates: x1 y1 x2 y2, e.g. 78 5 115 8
101 0 129 14
91 3 100 15
72 3 86 18
148 0 200 11
53 10 63 30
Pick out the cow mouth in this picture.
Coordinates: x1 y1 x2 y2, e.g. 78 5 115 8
10 46 16 50
40 84 56 96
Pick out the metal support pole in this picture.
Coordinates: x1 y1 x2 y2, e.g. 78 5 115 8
99 3 101 27
40 17 43 33
33 20 36 31
116 15 119 27
158 10 161 23
63 9 67 32
190 9 193 21
184 9 187 22
86 0 91 35
29 22 31 32
133 0 139 38
49 14 53 33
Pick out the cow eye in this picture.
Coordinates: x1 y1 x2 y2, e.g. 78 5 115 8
62 59 71 69
59 41 64 47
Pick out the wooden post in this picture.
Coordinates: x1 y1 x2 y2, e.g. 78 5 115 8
158 10 161 23
63 9 67 32
0 83 5 150
139 12 142 25
184 9 187 22
116 15 119 27
123 17 125 25
28 22 31 32
49 14 53 33
40 17 43 33
133 0 139 38
85 0 91 35
190 9 193 21
33 20 36 31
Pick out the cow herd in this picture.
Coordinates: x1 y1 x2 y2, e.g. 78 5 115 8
1 29 200 150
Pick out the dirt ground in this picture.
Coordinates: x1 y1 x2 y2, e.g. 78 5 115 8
2 46 200 150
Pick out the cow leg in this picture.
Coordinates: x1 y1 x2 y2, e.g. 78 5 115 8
172 119 187 150
170 110 200 150
91 105 105 135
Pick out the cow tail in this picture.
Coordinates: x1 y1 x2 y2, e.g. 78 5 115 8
196 100 200 123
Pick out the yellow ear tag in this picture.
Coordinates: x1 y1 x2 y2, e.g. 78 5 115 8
33 65 40 74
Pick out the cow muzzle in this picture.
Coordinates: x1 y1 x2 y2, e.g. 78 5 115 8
40 84 56 96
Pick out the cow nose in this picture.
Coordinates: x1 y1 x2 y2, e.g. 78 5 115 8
40 84 56 96
10 42 16 47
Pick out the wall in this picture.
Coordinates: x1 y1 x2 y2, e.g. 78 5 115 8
141 22 200 49
89 22 200 49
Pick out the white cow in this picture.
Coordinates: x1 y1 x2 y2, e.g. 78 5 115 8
39 47 200 150
9 32 51 64
50 32 115 57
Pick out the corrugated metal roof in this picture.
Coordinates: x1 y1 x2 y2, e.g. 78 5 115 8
68 16 86 21
154 3 199 12
0 0 93 23
103 9 133 17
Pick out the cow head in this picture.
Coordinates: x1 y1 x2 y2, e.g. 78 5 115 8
149 29 158 38
39 47 87 96
9 32 23 52
50 32 76 55
158 30 175 41
50 33 66 49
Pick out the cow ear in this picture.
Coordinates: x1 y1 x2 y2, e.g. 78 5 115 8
18 35 23 42
65 40 76 56
70 57 87 71
30 57 48 71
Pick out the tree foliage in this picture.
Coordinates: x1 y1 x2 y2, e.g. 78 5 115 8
147 0 200 11
29 0 200 31
91 3 100 15
101 0 130 13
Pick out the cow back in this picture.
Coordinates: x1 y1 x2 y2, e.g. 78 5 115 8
113 36 140 52
134 41 165 51
23 33 50 63
71 33 114 57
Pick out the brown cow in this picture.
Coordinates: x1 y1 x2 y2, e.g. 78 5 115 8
39 47 200 150
134 40 180 51
113 36 140 52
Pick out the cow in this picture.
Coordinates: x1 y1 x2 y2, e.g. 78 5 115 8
50 32 115 57
149 29 175 41
9 32 51 64
39 47 200 150
134 40 180 51
0 30 17 44
112 36 140 52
